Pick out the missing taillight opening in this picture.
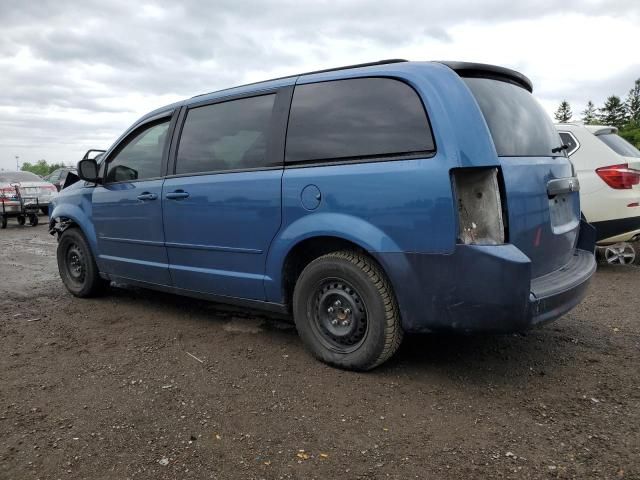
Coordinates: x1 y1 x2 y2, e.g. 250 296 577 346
452 167 506 245
596 164 640 190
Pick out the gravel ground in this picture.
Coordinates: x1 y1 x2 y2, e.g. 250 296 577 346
1 222 639 479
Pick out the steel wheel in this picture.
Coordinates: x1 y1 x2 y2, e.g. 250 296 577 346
65 243 87 286
57 228 107 297
310 278 369 354
604 243 636 265
293 251 403 370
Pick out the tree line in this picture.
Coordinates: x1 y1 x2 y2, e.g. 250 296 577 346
20 159 67 177
554 78 640 148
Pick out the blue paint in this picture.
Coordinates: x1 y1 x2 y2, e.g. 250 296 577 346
50 60 595 333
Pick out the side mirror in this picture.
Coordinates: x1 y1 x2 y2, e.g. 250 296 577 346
77 159 100 183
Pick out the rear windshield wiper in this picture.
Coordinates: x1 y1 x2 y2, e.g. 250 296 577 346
551 144 569 154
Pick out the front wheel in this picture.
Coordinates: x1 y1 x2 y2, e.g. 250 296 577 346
293 251 403 371
29 214 38 227
57 228 107 297
1 216 6 229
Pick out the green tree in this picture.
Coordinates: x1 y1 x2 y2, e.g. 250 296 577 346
598 95 628 129
20 159 65 177
581 100 597 124
619 125 640 149
554 100 573 122
625 79 640 126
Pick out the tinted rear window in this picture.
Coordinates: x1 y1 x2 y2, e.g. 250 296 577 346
286 78 434 163
464 78 561 157
0 171 42 182
597 133 640 158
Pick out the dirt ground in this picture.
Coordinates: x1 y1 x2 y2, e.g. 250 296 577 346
1 222 639 480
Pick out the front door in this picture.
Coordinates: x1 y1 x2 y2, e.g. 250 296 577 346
92 116 172 286
162 92 284 300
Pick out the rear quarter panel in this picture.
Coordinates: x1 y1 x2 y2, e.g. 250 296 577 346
569 127 640 224
265 62 505 302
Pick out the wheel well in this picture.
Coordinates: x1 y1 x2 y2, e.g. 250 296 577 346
282 236 372 309
49 216 80 238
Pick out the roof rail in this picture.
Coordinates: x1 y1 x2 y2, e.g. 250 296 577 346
299 59 408 77
191 59 409 100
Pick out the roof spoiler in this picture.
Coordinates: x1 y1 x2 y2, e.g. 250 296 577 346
436 61 533 93
589 126 618 136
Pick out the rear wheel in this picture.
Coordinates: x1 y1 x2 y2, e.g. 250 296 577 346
1 216 6 229
57 228 107 297
601 242 636 265
29 214 38 227
293 251 403 371
17 216 25 226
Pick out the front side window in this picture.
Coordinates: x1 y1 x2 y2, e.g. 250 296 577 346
105 120 170 183
464 77 561 157
286 77 435 163
175 94 276 175
558 132 579 156
597 133 640 158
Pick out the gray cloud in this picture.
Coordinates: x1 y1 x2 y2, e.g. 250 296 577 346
537 64 640 115
1 0 639 168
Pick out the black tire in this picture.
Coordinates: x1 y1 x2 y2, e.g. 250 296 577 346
632 241 640 266
17 216 25 226
293 250 403 371
1 216 6 229
41 207 49 216
57 228 107 297
29 214 38 227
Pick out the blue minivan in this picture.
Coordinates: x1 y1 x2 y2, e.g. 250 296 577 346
50 60 596 370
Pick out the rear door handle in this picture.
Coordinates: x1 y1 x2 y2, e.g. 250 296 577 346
136 192 157 201
165 191 190 200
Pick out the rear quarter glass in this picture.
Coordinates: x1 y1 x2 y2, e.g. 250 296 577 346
285 77 434 163
463 77 561 157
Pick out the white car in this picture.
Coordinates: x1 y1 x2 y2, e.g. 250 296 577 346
0 171 58 216
556 124 640 264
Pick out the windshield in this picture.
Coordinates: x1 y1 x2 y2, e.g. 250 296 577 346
597 133 640 158
0 171 42 183
464 77 562 157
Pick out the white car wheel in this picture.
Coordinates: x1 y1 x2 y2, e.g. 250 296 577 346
603 242 636 265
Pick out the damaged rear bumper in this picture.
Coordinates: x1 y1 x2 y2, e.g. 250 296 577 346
375 220 597 334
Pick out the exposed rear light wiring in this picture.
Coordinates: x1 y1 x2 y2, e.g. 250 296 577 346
596 164 640 190
452 167 506 245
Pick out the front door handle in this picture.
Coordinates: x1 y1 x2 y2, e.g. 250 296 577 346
165 191 190 200
137 192 158 201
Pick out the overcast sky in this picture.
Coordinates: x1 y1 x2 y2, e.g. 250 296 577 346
1 0 639 171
